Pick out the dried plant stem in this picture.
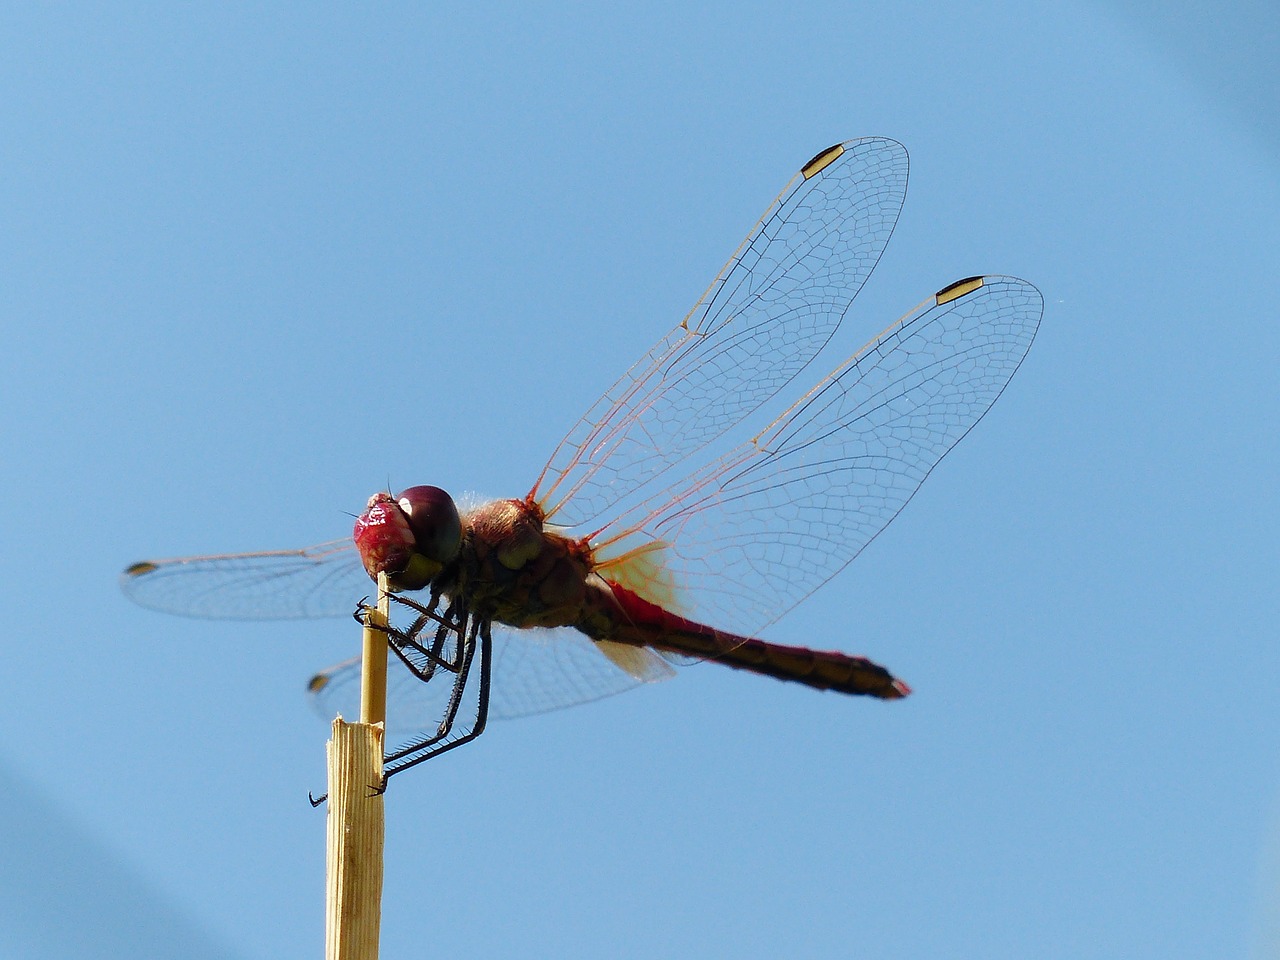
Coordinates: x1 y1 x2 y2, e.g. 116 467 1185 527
324 577 390 960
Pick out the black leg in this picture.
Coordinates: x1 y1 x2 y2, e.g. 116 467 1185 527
357 590 452 648
387 619 460 682
398 601 463 679
380 619 493 783
378 595 467 681
384 615 476 763
310 603 484 805
386 591 446 636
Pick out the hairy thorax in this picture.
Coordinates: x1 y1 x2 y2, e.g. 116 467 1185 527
452 498 613 631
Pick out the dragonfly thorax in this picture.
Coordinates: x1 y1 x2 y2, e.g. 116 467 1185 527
453 498 600 631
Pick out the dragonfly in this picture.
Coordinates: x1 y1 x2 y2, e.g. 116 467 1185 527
122 137 1042 783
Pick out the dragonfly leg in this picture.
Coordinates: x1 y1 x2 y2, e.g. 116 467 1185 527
387 591 451 640
355 589 463 679
386 598 467 681
355 590 451 635
390 615 476 754
379 619 493 785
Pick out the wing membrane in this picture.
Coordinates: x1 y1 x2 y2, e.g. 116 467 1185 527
592 276 1043 640
532 137 910 531
120 540 366 619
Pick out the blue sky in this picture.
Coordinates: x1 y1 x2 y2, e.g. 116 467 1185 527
3 3 1278 958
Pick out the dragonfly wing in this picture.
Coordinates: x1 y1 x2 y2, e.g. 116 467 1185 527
482 626 671 718
308 625 670 753
593 276 1044 641
120 539 367 620
533 137 910 531
594 640 677 683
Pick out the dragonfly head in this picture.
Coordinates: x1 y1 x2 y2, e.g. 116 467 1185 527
353 486 462 592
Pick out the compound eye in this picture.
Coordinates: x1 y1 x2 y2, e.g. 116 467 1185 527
396 485 462 565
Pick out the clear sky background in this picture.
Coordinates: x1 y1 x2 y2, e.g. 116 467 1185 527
3 3 1277 958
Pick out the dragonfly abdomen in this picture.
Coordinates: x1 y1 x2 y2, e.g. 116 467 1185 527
671 634 911 700
600 580 909 699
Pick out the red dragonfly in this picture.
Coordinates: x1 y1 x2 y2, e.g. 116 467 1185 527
122 137 1041 780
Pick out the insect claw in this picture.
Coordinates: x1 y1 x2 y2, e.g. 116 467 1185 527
352 596 393 634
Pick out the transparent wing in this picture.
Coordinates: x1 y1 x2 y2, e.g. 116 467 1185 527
532 137 909 531
591 276 1043 641
307 625 673 751
120 540 367 619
